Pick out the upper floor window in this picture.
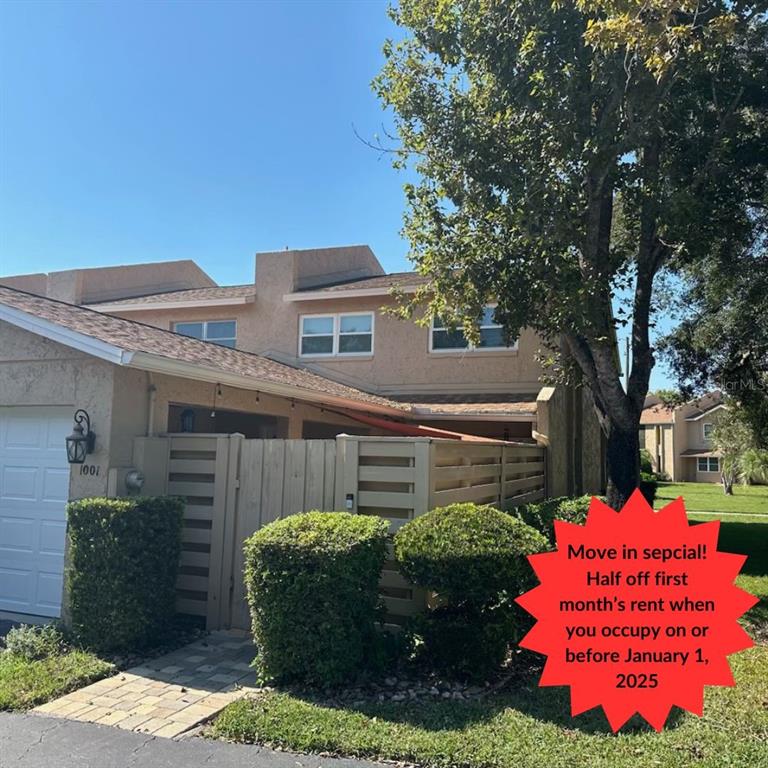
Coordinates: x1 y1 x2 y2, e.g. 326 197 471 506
703 422 714 440
299 313 373 357
430 306 516 352
174 320 237 348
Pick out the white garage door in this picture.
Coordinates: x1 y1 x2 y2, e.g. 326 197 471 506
0 407 71 618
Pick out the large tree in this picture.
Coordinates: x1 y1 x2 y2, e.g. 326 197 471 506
376 0 768 506
661 237 768 447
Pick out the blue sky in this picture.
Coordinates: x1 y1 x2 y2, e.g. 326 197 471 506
0 0 673 388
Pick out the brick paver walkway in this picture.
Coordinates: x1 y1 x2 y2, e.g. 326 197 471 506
33 630 257 739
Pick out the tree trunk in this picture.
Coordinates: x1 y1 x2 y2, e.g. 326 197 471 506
605 421 641 509
722 475 734 495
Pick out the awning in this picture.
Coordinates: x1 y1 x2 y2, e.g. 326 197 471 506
337 411 509 443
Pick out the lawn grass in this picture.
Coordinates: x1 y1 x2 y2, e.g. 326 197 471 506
656 481 768 515
213 515 768 768
0 650 114 711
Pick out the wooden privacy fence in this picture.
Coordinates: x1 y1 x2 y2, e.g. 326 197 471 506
133 434 546 631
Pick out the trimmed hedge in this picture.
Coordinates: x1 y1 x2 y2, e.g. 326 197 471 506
395 504 547 680
640 448 654 474
67 496 184 654
244 511 388 686
394 503 548 606
514 494 593 545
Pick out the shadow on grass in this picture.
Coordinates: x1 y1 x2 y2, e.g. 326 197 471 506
296 666 686 737
702 520 768 575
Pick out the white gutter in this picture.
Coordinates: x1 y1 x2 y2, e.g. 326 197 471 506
86 296 255 312
0 304 133 366
283 285 422 302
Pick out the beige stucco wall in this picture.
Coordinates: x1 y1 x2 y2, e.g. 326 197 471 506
112 298 545 396
2 261 214 305
0 322 115 499
641 424 675 479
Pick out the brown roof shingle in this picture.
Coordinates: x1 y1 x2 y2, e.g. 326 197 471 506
640 404 675 425
87 284 255 307
0 287 403 413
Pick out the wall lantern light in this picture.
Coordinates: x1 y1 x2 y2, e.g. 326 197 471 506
65 409 96 464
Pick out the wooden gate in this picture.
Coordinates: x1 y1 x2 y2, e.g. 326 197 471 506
134 434 545 631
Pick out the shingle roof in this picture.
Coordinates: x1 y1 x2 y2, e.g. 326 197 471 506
640 403 675 425
0 287 403 413
298 272 428 293
86 284 255 307
395 393 538 417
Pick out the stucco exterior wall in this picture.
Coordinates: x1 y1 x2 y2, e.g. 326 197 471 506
0 321 115 499
112 297 545 396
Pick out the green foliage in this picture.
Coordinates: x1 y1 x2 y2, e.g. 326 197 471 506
741 449 768 485
67 496 184 654
639 473 658 506
515 495 592 545
395 504 546 679
244 511 388 686
406 604 515 681
375 0 767 504
639 448 654 474
394 503 547 606
0 650 114 711
2 624 65 661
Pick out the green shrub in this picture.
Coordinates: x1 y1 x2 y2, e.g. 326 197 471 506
640 448 654 474
394 503 547 607
395 504 546 680
67 496 184 654
244 511 388 686
515 495 592 544
2 624 66 661
639 472 658 506
405 604 515 681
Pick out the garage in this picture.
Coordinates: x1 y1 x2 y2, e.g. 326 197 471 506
0 406 71 618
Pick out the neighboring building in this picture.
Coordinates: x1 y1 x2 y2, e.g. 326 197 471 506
640 393 725 482
0 246 603 619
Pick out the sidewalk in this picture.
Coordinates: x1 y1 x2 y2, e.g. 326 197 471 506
0 712 381 768
33 630 258 738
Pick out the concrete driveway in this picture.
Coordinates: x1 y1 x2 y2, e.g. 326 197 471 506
0 712 381 768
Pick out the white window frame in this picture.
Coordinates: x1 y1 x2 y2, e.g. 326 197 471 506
173 319 237 347
697 457 720 473
429 304 518 353
703 422 714 440
298 312 375 358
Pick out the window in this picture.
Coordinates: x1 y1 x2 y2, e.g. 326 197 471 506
174 320 237 348
697 457 720 473
703 422 714 440
299 313 373 357
430 306 516 352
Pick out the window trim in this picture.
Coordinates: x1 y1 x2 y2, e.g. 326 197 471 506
173 319 237 347
697 456 720 473
428 304 518 354
298 312 375 358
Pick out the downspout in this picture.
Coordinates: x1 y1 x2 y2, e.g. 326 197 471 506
147 373 157 436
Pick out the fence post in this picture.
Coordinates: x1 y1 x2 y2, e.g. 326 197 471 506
334 435 359 512
218 434 243 630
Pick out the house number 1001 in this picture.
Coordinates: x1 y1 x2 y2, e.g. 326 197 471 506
79 465 100 476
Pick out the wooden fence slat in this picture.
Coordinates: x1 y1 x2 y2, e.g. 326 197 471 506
180 550 209 568
304 440 327 510
169 436 218 452
282 440 308 518
357 491 416 510
358 441 416 458
323 441 336 510
432 482 502 506
176 574 209 592
261 440 286 525
432 463 502 482
168 459 217 475
180 527 212 545
175 598 207 616
503 475 546 494
359 465 417 483
167 481 216 498
205 437 231 629
502 461 545 477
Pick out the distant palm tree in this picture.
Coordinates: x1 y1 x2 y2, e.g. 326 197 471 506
740 449 768 485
